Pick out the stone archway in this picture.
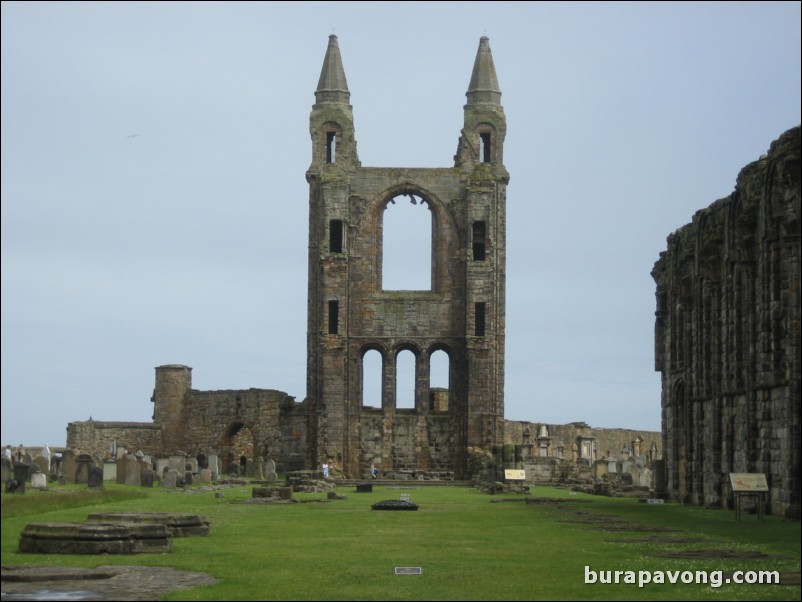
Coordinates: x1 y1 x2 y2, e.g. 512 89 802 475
220 422 255 472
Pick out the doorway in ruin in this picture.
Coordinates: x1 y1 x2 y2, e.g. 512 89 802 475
221 421 255 469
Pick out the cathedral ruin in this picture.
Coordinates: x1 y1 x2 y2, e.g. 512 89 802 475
652 125 801 518
64 36 660 483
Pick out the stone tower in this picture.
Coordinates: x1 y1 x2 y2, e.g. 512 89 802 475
305 36 509 478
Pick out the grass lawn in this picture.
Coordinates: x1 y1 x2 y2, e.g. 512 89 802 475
2 483 800 600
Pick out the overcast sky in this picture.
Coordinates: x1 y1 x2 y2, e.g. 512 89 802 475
2 1 800 448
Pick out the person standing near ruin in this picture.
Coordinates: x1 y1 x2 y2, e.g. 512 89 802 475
370 462 377 479
322 461 329 479
4 445 12 461
15 444 25 463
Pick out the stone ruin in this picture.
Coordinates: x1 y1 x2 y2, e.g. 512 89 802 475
653 126 800 518
18 513 210 555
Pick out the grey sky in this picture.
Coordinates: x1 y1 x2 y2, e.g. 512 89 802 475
2 1 800 448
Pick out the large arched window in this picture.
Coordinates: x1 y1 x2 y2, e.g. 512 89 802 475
429 349 450 411
362 349 383 409
382 193 431 290
395 349 416 409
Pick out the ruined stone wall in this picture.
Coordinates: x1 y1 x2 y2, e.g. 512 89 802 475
66 421 161 460
652 126 801 517
504 420 662 462
176 388 301 466
357 411 454 476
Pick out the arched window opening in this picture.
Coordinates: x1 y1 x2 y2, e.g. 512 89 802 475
362 349 383 409
480 132 491 162
396 349 416 409
429 349 449 412
326 131 336 163
382 194 431 291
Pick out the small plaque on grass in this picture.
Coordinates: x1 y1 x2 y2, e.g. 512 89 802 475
394 567 423 575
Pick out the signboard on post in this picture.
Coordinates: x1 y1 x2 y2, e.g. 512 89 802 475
729 473 768 521
504 469 525 481
729 473 768 492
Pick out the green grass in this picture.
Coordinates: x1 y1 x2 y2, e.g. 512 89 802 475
2 483 799 601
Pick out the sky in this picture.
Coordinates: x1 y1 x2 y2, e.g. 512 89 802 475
2 1 800 448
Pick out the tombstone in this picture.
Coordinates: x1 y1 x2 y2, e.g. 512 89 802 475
75 454 95 484
61 452 77 485
245 459 260 479
199 468 212 484
154 458 171 478
620 472 634 486
124 456 141 486
254 458 265 480
103 460 117 482
33 456 49 476
186 458 198 474
31 472 47 490
184 472 193 485
207 454 220 480
265 458 277 483
168 455 186 474
356 483 373 493
227 462 241 477
163 469 179 489
14 463 31 483
1 457 10 483
116 456 128 484
88 466 104 489
5 478 25 494
140 469 155 488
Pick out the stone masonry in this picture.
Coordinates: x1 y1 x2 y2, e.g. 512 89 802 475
652 126 801 517
304 36 508 478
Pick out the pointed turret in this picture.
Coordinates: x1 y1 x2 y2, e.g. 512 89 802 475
466 36 501 106
315 35 350 105
309 35 359 168
455 37 506 167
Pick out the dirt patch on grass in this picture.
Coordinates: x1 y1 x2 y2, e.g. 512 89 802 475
0 565 217 601
604 535 709 543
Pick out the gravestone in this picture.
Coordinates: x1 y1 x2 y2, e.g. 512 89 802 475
154 457 171 478
264 458 277 482
75 455 93 484
88 466 104 489
103 460 117 481
13 463 30 483
163 469 179 489
5 479 25 494
207 454 220 480
356 483 373 493
124 456 141 486
31 472 47 490
33 456 49 476
168 455 185 474
184 472 193 485
227 462 240 477
116 456 128 484
199 469 212 484
140 469 155 488
61 452 77 484
1 457 10 483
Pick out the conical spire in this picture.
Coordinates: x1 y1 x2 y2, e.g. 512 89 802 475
315 35 350 104
466 36 501 105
